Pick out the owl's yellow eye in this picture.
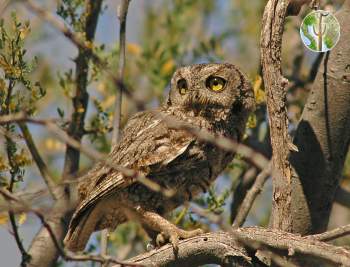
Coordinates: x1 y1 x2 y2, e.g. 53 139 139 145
206 76 226 92
177 78 188 95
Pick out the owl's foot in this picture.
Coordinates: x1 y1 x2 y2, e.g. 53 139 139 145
155 227 203 252
123 206 203 253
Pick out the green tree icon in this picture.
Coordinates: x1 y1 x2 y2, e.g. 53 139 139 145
300 10 340 52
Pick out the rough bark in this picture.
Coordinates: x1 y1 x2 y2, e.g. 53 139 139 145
289 0 350 235
261 0 296 231
121 228 350 267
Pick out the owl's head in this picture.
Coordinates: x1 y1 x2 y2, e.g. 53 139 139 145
167 63 255 120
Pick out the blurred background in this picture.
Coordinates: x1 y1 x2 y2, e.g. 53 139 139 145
0 0 348 266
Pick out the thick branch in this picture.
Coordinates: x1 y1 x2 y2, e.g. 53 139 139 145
261 0 295 231
121 227 350 267
127 232 250 267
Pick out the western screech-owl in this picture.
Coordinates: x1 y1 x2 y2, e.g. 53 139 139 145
64 63 255 252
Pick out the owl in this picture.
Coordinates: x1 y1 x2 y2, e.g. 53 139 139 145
64 63 255 252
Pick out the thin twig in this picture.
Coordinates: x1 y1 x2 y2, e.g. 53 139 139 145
236 237 299 267
2 79 30 266
159 113 270 170
24 0 145 110
232 162 271 228
102 0 131 261
312 224 350 242
62 0 103 177
8 211 30 266
18 122 58 199
230 167 257 224
112 0 131 145
0 113 270 194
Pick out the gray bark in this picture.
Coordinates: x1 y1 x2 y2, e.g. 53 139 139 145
289 0 350 235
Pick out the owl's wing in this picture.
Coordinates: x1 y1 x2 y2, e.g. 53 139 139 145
70 109 195 225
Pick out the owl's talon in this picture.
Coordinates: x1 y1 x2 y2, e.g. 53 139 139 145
146 242 155 251
154 227 204 254
169 234 179 253
156 232 166 247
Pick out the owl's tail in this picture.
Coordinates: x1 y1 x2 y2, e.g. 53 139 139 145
64 206 99 252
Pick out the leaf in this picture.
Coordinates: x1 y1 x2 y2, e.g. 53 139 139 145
0 213 8 225
127 43 141 55
253 75 265 104
246 113 257 129
18 213 26 225
161 59 175 75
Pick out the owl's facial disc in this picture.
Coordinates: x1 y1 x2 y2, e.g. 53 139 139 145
168 63 254 117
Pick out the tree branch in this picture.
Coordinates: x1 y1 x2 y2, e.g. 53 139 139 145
120 227 350 267
24 0 145 111
261 0 297 231
101 0 131 261
62 0 103 177
112 0 131 145
230 167 257 224
0 113 270 194
311 224 350 242
232 162 271 228
18 122 58 200
334 185 350 208
126 232 251 267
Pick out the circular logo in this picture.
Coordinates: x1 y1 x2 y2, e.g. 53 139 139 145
300 10 340 52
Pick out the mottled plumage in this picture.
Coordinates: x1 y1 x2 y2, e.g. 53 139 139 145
64 63 255 252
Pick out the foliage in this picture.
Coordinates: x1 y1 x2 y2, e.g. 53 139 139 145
0 14 43 193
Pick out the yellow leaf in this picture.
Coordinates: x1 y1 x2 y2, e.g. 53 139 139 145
45 138 54 150
0 156 7 171
13 149 31 167
45 138 64 151
0 213 8 225
19 27 30 40
101 95 115 109
84 41 93 50
0 79 6 92
97 82 107 94
253 75 265 104
161 59 175 75
246 113 257 129
127 43 141 55
18 213 26 225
